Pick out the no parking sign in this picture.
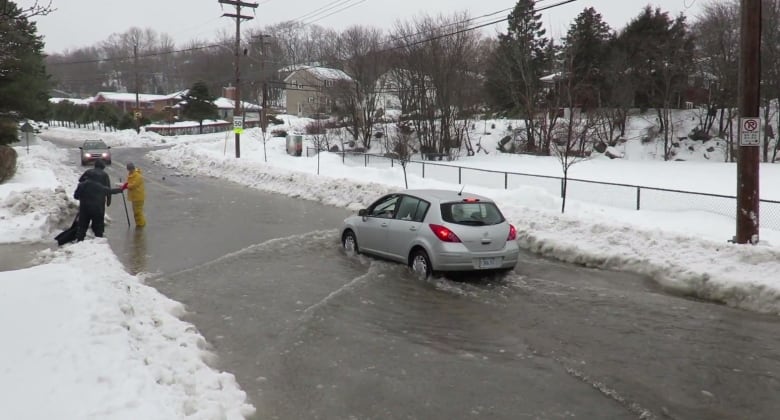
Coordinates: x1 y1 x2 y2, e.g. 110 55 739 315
740 117 760 146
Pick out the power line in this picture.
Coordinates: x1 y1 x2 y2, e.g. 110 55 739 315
47 0 576 72
387 0 578 52
294 0 352 22
302 0 368 26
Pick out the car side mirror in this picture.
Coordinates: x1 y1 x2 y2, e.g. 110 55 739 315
107 146 111 149
358 209 367 217
78 146 83 150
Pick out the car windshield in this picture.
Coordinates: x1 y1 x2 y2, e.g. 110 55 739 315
440 202 505 226
84 141 106 149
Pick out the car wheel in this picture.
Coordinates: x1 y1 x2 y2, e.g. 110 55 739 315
106 159 112 165
409 248 432 278
81 160 87 166
342 230 359 255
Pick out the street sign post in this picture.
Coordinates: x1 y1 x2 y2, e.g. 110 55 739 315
739 117 761 146
20 122 33 154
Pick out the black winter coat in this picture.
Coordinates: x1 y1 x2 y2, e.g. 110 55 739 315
78 168 112 207
74 180 114 210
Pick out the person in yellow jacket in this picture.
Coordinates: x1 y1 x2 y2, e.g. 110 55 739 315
120 162 146 227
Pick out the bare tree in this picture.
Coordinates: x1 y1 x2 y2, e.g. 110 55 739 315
1 0 53 18
391 12 483 160
552 47 597 213
331 25 388 149
385 121 416 189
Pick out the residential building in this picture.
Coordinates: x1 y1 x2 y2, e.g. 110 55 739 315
90 91 186 117
282 66 353 117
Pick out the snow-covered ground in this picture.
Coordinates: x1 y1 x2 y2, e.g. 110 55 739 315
3 116 780 418
0 139 254 419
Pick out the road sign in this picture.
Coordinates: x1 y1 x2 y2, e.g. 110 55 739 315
20 122 33 133
233 116 244 134
740 117 761 146
134 111 142 119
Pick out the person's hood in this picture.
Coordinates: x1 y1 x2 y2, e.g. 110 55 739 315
94 159 105 169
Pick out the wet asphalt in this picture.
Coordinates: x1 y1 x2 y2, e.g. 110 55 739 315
14 140 780 419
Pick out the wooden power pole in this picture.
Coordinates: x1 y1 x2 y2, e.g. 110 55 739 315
219 0 258 158
736 0 761 244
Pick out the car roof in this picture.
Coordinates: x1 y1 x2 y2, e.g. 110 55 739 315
401 189 494 204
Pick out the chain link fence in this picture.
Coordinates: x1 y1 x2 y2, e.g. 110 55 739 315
306 149 780 230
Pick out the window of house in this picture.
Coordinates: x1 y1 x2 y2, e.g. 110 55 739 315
325 79 333 87
308 97 314 103
290 80 298 89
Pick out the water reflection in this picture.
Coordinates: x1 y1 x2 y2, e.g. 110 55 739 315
128 228 147 275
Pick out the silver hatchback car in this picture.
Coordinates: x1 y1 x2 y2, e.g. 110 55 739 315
341 189 520 277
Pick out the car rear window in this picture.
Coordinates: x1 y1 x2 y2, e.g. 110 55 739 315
440 202 505 226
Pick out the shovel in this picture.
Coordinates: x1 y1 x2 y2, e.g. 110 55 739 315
118 177 131 227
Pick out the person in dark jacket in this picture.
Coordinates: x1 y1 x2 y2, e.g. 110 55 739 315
73 159 121 241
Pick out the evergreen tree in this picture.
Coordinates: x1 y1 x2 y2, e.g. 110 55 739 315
618 7 694 159
485 0 549 152
562 7 613 108
180 81 218 134
0 0 50 145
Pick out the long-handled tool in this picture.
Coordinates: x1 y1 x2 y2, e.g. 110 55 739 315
119 177 131 227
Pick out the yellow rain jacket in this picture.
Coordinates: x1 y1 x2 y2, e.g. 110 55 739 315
126 168 145 202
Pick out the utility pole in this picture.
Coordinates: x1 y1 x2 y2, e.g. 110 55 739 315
219 0 258 158
736 0 761 244
134 43 140 133
254 34 272 135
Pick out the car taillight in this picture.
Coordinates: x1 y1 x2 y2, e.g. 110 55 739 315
507 224 517 241
429 224 461 242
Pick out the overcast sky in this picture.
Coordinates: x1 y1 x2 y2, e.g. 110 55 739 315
22 0 706 53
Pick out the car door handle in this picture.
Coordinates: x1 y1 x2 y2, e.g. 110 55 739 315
409 226 417 231
381 222 389 227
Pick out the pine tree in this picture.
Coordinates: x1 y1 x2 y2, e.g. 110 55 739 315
0 0 50 145
485 0 550 152
181 81 218 134
618 7 694 160
562 7 612 108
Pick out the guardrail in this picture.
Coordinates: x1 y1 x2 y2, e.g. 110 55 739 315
306 148 780 230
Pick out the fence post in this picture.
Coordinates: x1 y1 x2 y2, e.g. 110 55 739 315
458 167 462 184
504 172 508 189
636 187 641 210
422 162 426 178
365 154 368 167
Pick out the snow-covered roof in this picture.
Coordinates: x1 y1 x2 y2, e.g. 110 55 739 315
284 66 353 83
49 97 93 106
94 92 172 103
540 72 563 83
213 97 262 111
278 62 322 73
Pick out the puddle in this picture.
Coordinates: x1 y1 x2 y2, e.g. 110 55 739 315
0 242 54 271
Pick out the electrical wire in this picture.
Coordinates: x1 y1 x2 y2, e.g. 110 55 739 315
294 0 354 22
47 0 576 70
302 0 368 26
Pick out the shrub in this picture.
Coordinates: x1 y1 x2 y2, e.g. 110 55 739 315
267 114 284 125
0 145 18 183
271 128 288 138
305 121 326 135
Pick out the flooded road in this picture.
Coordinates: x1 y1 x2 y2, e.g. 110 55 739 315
27 141 780 419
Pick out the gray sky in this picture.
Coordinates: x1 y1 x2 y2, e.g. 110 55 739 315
22 0 706 53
